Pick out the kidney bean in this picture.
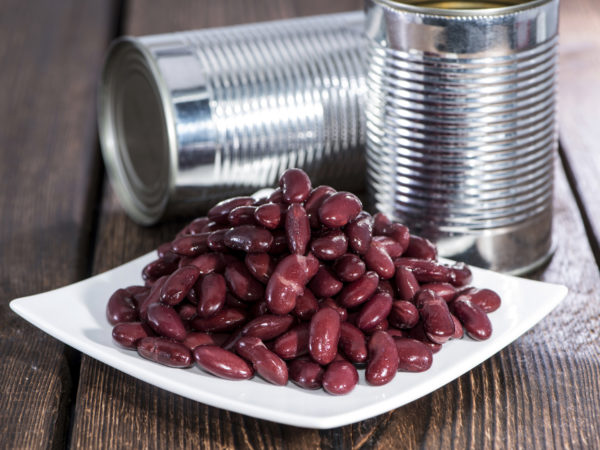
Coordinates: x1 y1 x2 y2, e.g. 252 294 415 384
294 289 319 320
389 300 419 329
207 196 254 225
279 168 312 203
157 241 176 259
273 323 310 360
197 273 227 318
451 296 492 341
106 288 138 325
244 253 273 284
417 291 455 344
285 203 310 255
333 253 365 282
395 266 419 301
223 225 273 253
459 287 501 313
159 265 201 306
308 266 343 298
242 314 294 341
224 261 264 302
369 319 389 333
310 230 348 261
112 322 152 349
187 253 221 275
137 337 193 368
407 322 442 354
270 229 288 254
190 308 248 333
236 337 288 385
182 332 220 351
146 303 187 341
183 216 211 235
266 254 316 315
451 262 472 287
339 322 367 363
250 299 269 318
393 338 433 372
305 186 336 228
322 360 358 395
254 202 283 229
451 314 464 339
309 307 341 365
338 271 379 308
289 358 324 390
387 328 407 339
139 276 168 322
171 233 210 257
125 285 150 300
345 211 373 254
376 279 395 298
366 331 399 386
373 235 404 258
177 303 198 321
395 258 454 284
193 345 253 380
420 282 456 302
319 298 348 322
386 224 410 255
373 212 393 235
356 293 393 333
142 256 179 281
318 192 362 228
206 229 228 252
364 240 395 279
405 235 437 260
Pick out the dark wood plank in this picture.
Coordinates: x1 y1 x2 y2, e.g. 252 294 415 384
70 0 600 448
0 1 118 448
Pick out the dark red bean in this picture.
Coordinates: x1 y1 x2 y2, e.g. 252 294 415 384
308 266 343 298
236 337 288 385
197 273 227 318
244 252 274 284
366 331 399 386
333 253 366 282
207 229 229 252
458 287 501 313
224 261 264 302
373 235 404 258
270 229 288 254
364 240 395 279
450 262 472 287
193 345 253 380
268 187 284 203
190 308 249 333
254 203 283 229
376 279 395 297
318 192 362 228
208 196 254 225
310 230 348 261
373 212 393 235
160 265 201 306
389 300 419 329
356 292 393 333
407 322 442 354
420 282 457 302
177 303 198 321
142 256 179 281
112 322 152 349
146 303 187 341
242 314 294 341
339 322 367 363
285 203 310 255
250 299 269 318
137 337 193 368
266 254 316 315
319 298 348 322
417 291 455 344
395 258 454 283
451 314 464 339
345 211 373 254
393 337 433 372
309 307 341 365
322 361 358 395
139 276 168 322
369 318 389 333
338 271 379 308
171 233 210 257
305 186 336 228
451 296 492 341
227 205 257 226
224 225 273 253
184 217 211 235
279 168 312 204
106 288 138 325
273 323 310 360
395 265 419 301
405 235 437 260
294 289 319 320
386 224 410 255
387 328 407 339
157 241 176 259
182 332 221 351
188 253 223 275
288 358 324 390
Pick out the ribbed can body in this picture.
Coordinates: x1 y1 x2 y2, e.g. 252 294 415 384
365 0 559 273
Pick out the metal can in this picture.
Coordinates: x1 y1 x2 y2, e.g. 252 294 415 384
365 0 559 274
99 12 366 225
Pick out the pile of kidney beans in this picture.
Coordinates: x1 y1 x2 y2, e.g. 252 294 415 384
107 168 501 395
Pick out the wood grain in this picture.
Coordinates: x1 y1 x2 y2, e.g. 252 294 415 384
0 1 118 448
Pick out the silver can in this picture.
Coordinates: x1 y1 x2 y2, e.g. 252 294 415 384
365 0 559 274
99 12 366 225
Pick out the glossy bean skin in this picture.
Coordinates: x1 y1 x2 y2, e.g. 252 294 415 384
182 332 221 351
269 229 288 254
308 266 343 298
112 322 152 349
142 256 179 282
197 273 227 318
139 276 168 322
404 235 437 260
373 235 404 258
310 230 348 261
288 358 324 389
417 291 455 344
451 296 492 341
266 254 317 315
389 300 419 329
146 303 187 341
190 308 249 333
451 314 464 339
224 261 264 302
451 262 472 287
294 289 319 320
395 266 419 301
208 196 254 225
339 322 367 363
394 258 454 284
356 293 393 333
364 240 395 279
107 288 138 325
319 298 348 322
407 322 442 354
459 287 501 313
207 229 229 252
309 307 341 365
273 323 310 360
160 265 201 306
393 337 433 372
318 192 362 228
224 225 273 253
386 224 410 255
366 331 399 386
171 233 210 257
193 345 253 380
345 211 372 254
227 205 257 226
373 212 393 235
254 203 283 229
338 271 379 308
322 361 358 395
236 337 288 385
333 253 365 282
244 253 274 284
305 186 336 228
137 337 192 368
242 314 294 341
181 217 210 235
280 168 312 203
285 204 310 255
420 282 457 302
268 188 284 203
189 253 223 275
177 303 198 321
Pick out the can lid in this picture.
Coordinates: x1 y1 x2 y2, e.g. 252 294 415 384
98 38 175 225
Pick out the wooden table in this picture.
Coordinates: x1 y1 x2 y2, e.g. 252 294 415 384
1 1 599 448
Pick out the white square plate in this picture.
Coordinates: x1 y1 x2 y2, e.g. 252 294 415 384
10 253 567 429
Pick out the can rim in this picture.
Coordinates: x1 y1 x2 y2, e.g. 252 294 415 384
98 37 177 225
373 0 555 17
